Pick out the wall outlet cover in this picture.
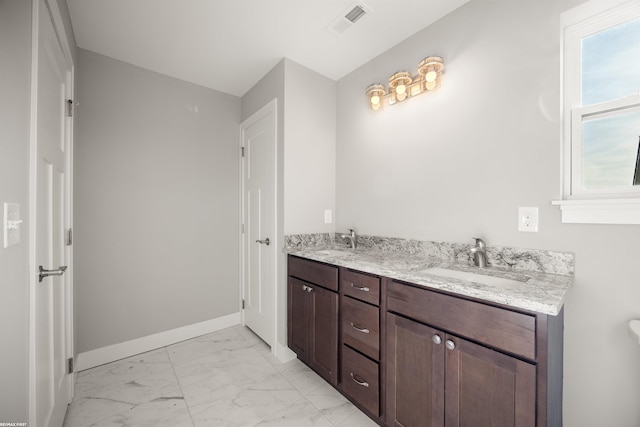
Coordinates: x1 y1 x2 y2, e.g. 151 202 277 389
518 207 539 232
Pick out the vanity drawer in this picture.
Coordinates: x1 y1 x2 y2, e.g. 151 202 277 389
342 296 380 360
341 269 380 305
342 345 380 417
387 280 536 360
288 255 338 292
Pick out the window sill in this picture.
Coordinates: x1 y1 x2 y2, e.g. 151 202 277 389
551 198 640 225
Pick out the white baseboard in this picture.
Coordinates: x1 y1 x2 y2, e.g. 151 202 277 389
75 312 241 372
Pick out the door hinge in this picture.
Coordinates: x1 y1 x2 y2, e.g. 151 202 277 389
66 99 73 117
66 228 73 246
67 357 74 374
242 299 245 309
241 147 245 157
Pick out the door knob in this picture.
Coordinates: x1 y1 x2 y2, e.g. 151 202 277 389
445 339 456 351
432 334 442 345
256 238 270 246
39 265 67 283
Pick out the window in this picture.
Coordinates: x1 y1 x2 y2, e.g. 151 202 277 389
554 0 640 224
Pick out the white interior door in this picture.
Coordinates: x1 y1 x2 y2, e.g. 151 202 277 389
241 100 277 347
32 1 73 426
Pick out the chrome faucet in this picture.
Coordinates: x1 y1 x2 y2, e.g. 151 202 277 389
340 229 357 249
470 237 487 268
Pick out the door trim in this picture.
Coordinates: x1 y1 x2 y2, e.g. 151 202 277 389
29 0 75 423
239 99 278 351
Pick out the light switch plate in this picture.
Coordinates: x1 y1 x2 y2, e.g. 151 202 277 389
518 207 539 232
4 202 22 248
324 209 332 224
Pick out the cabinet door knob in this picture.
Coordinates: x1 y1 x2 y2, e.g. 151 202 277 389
432 334 442 345
306 286 313 293
445 339 456 351
350 283 370 292
350 322 370 334
350 373 370 388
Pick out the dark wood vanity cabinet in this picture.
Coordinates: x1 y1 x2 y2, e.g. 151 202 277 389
287 255 563 427
287 256 339 385
386 280 562 427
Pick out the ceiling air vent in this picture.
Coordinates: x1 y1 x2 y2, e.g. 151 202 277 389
327 2 371 35
345 5 366 23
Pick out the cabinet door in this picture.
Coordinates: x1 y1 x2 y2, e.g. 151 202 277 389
309 283 339 385
444 335 536 427
288 277 310 360
386 313 445 427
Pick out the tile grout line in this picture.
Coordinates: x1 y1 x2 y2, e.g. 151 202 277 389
165 345 196 427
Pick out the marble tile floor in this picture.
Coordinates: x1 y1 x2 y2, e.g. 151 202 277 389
63 325 378 427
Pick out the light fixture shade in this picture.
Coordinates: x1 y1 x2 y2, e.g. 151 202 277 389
418 57 444 89
366 84 387 111
388 71 412 102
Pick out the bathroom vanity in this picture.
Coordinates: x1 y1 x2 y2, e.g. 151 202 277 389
286 243 571 427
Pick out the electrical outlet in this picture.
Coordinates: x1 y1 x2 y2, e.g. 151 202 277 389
518 207 539 232
324 209 332 224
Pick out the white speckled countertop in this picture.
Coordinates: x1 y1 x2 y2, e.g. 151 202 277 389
286 245 573 316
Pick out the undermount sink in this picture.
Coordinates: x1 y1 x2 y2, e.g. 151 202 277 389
421 267 526 288
313 249 354 257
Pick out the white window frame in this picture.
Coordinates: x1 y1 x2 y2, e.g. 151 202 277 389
553 0 640 224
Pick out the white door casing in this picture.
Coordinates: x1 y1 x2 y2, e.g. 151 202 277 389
30 0 74 426
241 100 277 347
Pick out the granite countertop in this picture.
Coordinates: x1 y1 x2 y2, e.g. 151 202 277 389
286 245 573 316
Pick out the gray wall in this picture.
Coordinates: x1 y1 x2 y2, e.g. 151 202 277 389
284 60 336 236
335 0 640 425
75 49 241 353
0 0 32 421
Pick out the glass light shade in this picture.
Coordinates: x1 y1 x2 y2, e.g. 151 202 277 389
425 68 438 83
365 83 386 110
418 57 443 84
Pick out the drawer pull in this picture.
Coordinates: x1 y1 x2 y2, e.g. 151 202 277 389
350 283 370 292
350 373 370 388
350 322 370 334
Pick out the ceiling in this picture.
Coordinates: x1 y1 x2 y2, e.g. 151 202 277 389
67 0 470 97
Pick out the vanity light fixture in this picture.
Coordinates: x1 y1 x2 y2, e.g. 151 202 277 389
366 56 444 111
